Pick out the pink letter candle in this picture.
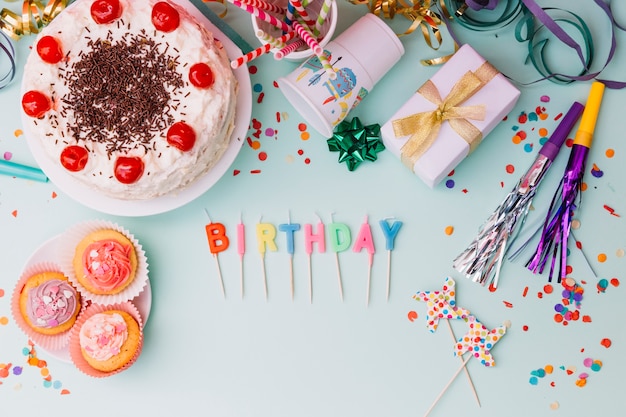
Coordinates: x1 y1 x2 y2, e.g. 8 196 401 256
304 222 326 254
354 216 375 306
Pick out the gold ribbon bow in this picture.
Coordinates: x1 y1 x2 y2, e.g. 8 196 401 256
0 0 68 40
392 61 499 170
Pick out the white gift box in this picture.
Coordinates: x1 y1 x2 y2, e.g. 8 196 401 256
381 44 520 188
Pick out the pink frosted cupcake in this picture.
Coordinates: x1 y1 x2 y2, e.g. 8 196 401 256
11 262 82 350
69 302 143 378
60 220 149 305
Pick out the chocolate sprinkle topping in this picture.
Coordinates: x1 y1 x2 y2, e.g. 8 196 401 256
59 30 184 156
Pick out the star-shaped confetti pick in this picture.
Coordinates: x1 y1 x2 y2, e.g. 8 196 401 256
413 277 470 332
455 316 507 367
327 117 384 171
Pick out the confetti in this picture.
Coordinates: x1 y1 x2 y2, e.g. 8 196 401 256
600 338 612 348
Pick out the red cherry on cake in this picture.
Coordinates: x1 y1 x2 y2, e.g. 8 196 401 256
114 156 144 184
90 0 122 24
189 63 214 88
152 2 180 32
36 35 63 64
167 122 196 152
21 90 51 118
60 145 89 172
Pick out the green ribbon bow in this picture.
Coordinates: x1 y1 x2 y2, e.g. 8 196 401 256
327 118 385 171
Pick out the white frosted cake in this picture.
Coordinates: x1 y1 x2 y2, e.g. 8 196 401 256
21 0 238 200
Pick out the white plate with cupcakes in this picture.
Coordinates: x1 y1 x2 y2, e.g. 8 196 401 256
21 0 252 216
12 220 151 374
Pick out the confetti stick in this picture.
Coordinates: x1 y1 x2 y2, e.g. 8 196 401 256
424 317 508 417
274 38 306 60
241 0 286 15
204 209 227 298
231 0 291 33
444 320 480 407
237 213 246 299
379 218 402 301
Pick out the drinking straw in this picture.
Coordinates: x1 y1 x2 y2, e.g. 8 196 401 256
274 38 306 60
0 159 48 182
314 0 332 37
231 0 291 33
241 0 286 15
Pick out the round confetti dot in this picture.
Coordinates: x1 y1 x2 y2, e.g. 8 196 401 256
445 179 455 188
512 134 522 144
601 338 612 348
253 83 262 93
549 401 559 410
523 143 534 153
528 112 538 122
543 284 553 294
597 253 607 262
12 366 22 376
580 182 588 191
407 311 418 322
264 128 275 137
505 164 515 174
285 155 294 163
545 365 554 374
297 123 307 132
616 249 625 258
538 127 548 137
529 376 538 385
304 158 311 165
605 148 615 158
444 226 454 235
522 325 529 331
591 361 602 372
540 95 550 102
53 380 63 389
597 279 608 292
43 380 52 388
571 219 581 229
0 288 4 297
610 278 620 287
0 316 8 325
300 131 310 140
258 152 267 161
248 65 258 74
583 357 593 367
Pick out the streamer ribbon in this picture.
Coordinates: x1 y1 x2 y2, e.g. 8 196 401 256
392 61 497 169
0 0 69 40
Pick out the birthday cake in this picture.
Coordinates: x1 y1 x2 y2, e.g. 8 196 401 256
21 0 238 200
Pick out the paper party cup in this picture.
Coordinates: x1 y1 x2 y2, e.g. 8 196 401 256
69 301 144 378
58 220 149 306
251 0 338 61
277 13 404 137
11 261 84 351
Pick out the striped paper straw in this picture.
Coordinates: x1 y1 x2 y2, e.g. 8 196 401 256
314 0 332 37
231 42 272 68
256 29 296 49
241 0 286 14
288 0 316 30
274 38 306 60
231 0 291 33
285 1 295 27
291 21 322 55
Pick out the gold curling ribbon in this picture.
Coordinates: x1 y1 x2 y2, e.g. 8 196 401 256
392 61 498 170
1 0 68 41
202 0 228 19
350 0 444 51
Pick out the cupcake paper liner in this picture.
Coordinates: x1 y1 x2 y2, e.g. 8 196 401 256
58 220 149 306
69 301 144 378
11 261 85 351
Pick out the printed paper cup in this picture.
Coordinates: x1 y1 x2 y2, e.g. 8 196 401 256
58 220 149 306
277 13 404 137
251 0 337 61
11 261 84 351
69 301 144 378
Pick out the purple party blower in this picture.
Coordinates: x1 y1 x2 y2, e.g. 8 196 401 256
525 82 605 282
453 101 584 288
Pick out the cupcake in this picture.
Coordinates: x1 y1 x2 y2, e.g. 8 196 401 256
69 302 143 377
11 262 82 350
60 220 149 305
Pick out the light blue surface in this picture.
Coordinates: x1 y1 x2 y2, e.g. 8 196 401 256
1 1 625 416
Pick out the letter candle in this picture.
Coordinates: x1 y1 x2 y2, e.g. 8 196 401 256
256 218 278 300
204 210 229 298
353 215 375 306
237 213 246 298
328 213 350 301
379 218 403 301
279 211 301 300
304 214 326 303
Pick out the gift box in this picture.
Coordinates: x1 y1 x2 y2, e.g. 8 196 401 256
380 44 520 188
